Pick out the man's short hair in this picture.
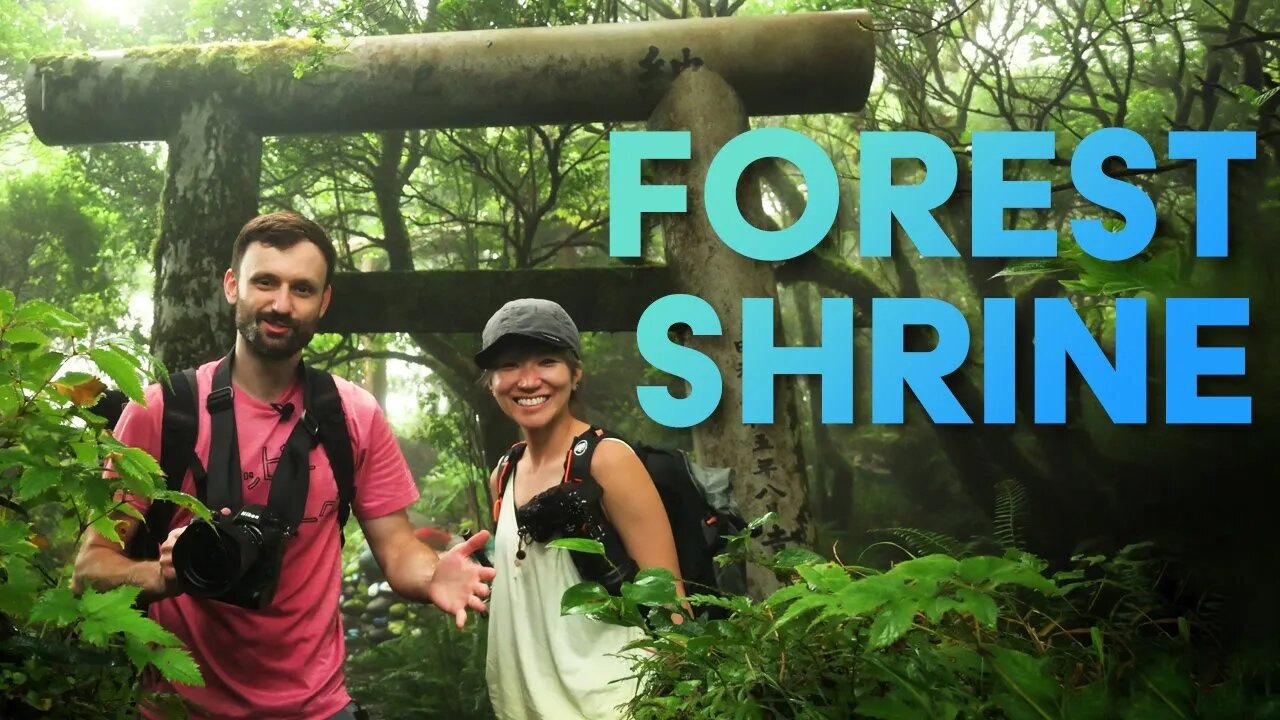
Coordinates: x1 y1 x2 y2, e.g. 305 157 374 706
231 211 338 287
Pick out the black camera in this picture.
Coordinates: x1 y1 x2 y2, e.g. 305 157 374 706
171 505 290 610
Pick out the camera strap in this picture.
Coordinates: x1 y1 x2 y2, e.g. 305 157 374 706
205 355 242 514
205 351 319 534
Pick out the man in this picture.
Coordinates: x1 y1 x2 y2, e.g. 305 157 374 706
73 211 496 719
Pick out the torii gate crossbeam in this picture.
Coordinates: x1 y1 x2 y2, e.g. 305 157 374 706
26 11 873 369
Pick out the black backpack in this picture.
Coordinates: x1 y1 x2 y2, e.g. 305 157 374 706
123 366 356 562
493 427 747 608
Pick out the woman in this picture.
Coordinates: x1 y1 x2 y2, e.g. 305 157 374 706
476 298 684 720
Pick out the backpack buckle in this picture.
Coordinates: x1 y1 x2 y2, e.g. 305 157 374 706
206 386 234 413
299 410 320 441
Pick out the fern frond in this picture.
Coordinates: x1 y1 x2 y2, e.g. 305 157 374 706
993 478 1029 550
869 527 964 558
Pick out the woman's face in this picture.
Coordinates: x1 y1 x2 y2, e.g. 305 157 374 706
489 346 582 430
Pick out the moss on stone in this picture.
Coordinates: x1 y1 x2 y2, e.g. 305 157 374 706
29 52 98 79
30 37 342 86
121 37 332 76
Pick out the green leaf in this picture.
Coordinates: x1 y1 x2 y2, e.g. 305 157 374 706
1091 626 1106 667
16 300 87 335
836 574 900 615
106 341 147 370
0 384 20 416
79 586 179 647
621 568 678 607
686 634 717 656
78 584 141 615
20 350 65 387
765 582 812 606
29 587 80 627
1135 657 1194 718
560 582 615 616
888 553 959 583
0 288 14 322
954 587 999 628
70 441 99 467
958 556 1058 595
88 347 145 404
934 644 986 674
862 655 936 712
82 473 114 513
148 647 205 687
957 556 1007 583
746 511 778 532
0 560 38 617
922 596 962 623
992 565 1058 595
16 466 60 501
153 489 211 522
546 537 606 555
989 647 1061 720
55 371 97 386
114 447 163 494
773 593 835 629
4 326 52 348
673 679 702 698
0 518 37 558
686 592 753 615
124 635 152 670
1063 682 1109 720
867 599 917 650
857 694 927 720
1176 616 1190 644
796 562 851 593
91 514 124 545
992 261 1069 279
772 547 825 569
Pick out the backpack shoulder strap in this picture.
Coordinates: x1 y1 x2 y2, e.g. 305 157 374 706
491 442 527 524
160 368 200 496
561 427 642 594
130 368 200 559
306 368 355 546
565 426 621 485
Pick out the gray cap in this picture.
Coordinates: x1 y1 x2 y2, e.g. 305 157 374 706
474 298 581 369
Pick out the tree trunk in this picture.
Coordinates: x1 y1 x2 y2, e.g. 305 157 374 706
152 97 260 371
365 135 519 473
650 68 811 597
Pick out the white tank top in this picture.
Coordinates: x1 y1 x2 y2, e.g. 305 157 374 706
485 448 646 720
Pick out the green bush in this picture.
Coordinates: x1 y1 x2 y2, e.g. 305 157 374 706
0 290 207 717
559 525 1278 719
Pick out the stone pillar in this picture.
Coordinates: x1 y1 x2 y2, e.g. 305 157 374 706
650 69 811 597
152 97 261 371
361 254 388 408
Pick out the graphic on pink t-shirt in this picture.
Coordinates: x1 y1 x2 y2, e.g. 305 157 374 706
116 361 420 720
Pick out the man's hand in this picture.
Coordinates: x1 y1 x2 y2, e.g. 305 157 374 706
425 530 498 629
148 508 229 599
150 525 186 598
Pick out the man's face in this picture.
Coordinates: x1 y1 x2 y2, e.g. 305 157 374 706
224 241 331 361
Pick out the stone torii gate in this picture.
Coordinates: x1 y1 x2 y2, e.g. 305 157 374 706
27 11 874 590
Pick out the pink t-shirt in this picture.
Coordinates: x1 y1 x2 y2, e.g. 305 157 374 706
116 360 419 720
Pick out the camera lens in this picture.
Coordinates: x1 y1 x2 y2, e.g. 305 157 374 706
172 520 264 598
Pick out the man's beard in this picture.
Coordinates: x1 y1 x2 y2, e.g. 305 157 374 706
235 303 316 361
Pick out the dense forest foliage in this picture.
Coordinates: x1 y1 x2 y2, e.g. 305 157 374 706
1 0 1277 716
